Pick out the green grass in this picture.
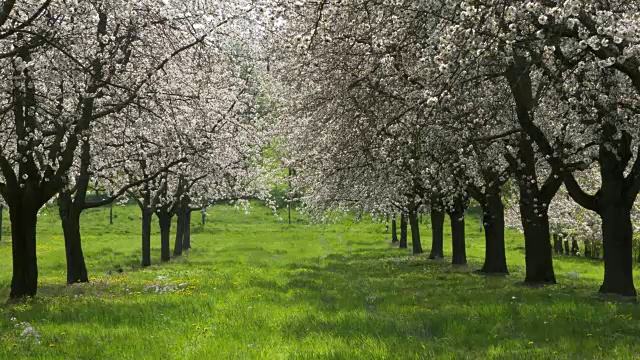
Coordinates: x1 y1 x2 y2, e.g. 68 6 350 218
1 205 640 359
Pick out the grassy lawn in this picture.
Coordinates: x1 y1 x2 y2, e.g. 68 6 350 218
1 205 640 359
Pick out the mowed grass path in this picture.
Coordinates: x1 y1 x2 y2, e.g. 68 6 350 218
1 205 640 359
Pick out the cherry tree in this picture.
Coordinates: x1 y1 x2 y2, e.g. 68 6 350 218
0 0 263 298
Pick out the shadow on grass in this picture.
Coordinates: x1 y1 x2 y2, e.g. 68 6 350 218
252 248 640 358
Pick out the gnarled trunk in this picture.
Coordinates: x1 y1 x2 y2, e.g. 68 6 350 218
58 193 88 284
408 208 423 255
399 213 408 249
429 208 444 259
157 211 172 262
9 190 39 299
141 209 152 267
594 153 637 295
506 54 558 285
479 193 508 275
598 202 636 296
520 197 556 284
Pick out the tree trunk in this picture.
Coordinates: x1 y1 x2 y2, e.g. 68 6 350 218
584 240 592 258
429 208 444 259
506 54 558 285
409 209 423 254
109 203 113 225
571 237 579 256
173 210 185 257
141 209 152 267
598 204 636 296
391 215 398 243
399 213 408 249
449 209 467 265
9 194 39 299
553 233 562 254
183 210 192 250
520 199 556 284
202 206 206 226
0 204 3 242
479 193 508 275
158 211 172 262
58 193 88 284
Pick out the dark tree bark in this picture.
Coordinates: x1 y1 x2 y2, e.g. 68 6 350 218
58 134 180 283
399 213 408 249
408 207 423 254
58 192 88 284
0 204 3 242
132 169 182 266
429 208 444 259
9 189 39 299
1 37 65 299
505 135 560 285
585 143 637 295
598 200 635 295
594 242 601 259
584 240 592 258
183 210 192 250
479 192 508 274
553 233 562 254
109 203 113 225
519 192 556 284
507 53 639 294
505 53 563 285
518 181 557 284
173 210 185 257
141 208 152 267
448 199 467 265
391 214 398 243
0 10 192 298
468 172 509 275
135 172 163 267
56 138 92 285
157 210 172 262
202 206 206 225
